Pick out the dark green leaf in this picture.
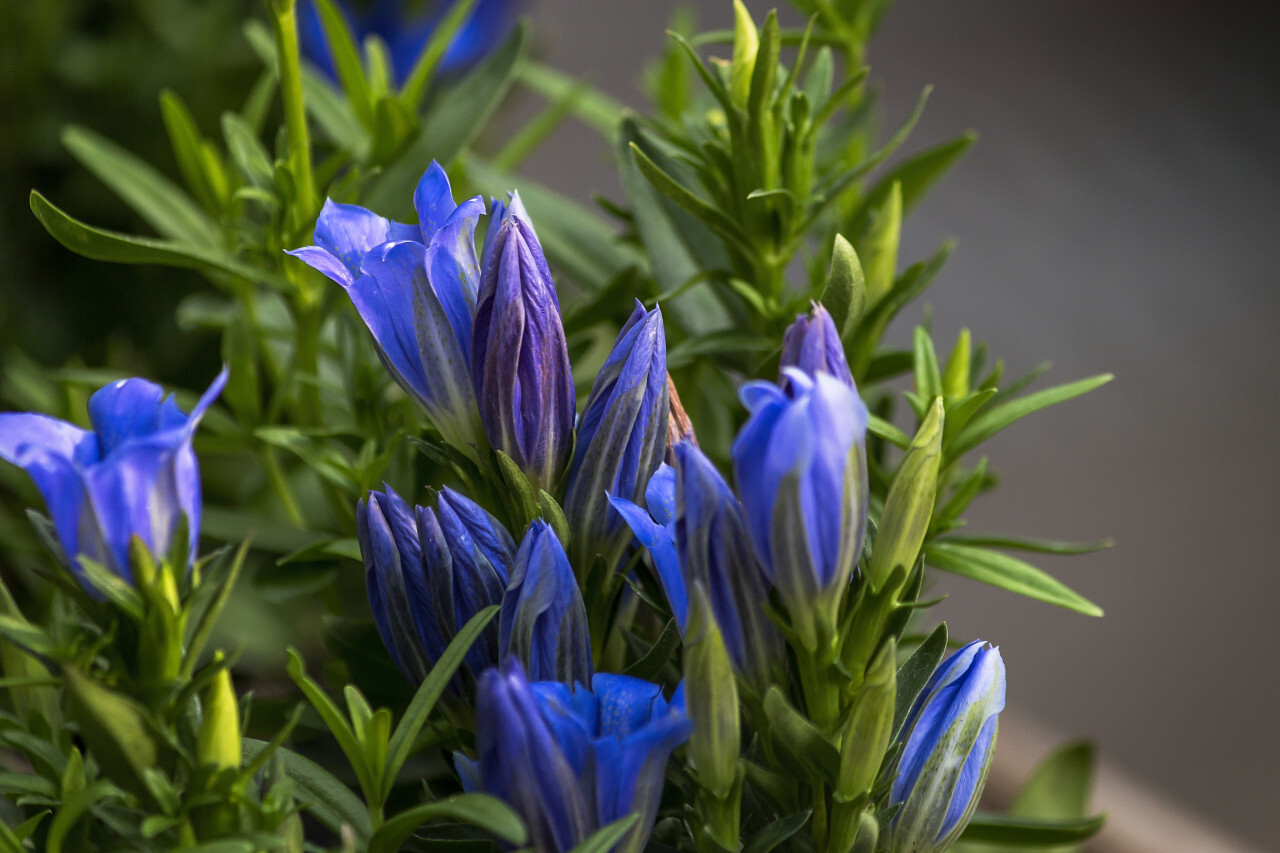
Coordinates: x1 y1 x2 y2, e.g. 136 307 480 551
622 619 681 681
892 623 947 739
743 811 812 853
242 740 372 841
940 535 1113 556
629 143 755 258
519 62 624 137
958 813 1105 846
568 814 641 853
313 0 375 128
949 375 1113 458
762 687 840 785
370 794 526 853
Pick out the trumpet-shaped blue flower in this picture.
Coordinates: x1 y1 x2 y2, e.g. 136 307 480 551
358 485 512 682
731 368 869 646
0 371 227 586
566 301 669 571
780 303 854 388
289 162 485 453
888 641 1006 853
458 660 692 853
498 521 592 685
471 211 575 491
610 442 782 690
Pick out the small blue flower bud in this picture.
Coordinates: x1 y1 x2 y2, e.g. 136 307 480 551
471 212 576 492
780 303 854 388
0 370 227 587
565 301 669 570
887 641 1006 853
731 369 869 647
458 660 692 853
498 521 592 684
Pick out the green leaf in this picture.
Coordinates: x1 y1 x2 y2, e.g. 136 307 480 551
221 112 274 190
629 142 755 258
866 414 910 449
861 181 902 308
45 781 117 853
494 451 539 531
623 619 681 682
62 669 159 805
159 90 225 212
940 535 1113 556
0 616 59 662
242 740 372 842
383 606 500 801
961 742 1097 853
949 375 1114 459
851 132 977 236
892 623 947 739
567 814 641 853
312 0 374 129
958 813 1105 847
913 326 942 402
29 191 290 292
762 686 840 785
285 649 375 804
62 125 219 248
821 234 866 338
370 794 526 853
925 541 1103 617
667 331 774 369
399 0 480 110
366 23 527 213
743 811 812 853
519 62 625 137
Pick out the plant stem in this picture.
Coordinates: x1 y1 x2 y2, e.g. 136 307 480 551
272 0 316 227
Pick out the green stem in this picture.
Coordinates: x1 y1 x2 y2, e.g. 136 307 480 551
272 0 317 227
263 447 306 527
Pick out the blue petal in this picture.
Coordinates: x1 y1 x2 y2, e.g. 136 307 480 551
608 495 686 630
414 161 460 244
499 521 592 683
644 463 676 526
86 379 166 454
312 198 416 281
426 195 486 352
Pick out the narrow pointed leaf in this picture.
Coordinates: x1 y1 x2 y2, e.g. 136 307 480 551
926 542 1103 616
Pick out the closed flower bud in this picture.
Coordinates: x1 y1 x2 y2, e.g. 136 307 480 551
731 369 869 648
780 303 855 388
471 211 576 492
359 485 511 683
498 521 592 684
0 370 226 588
458 660 691 853
887 641 1006 853
566 301 669 571
289 162 486 454
868 397 943 591
684 583 739 801
837 640 896 800
197 658 241 770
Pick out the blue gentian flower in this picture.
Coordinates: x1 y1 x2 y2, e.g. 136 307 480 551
731 368 869 647
298 0 519 85
358 484 511 682
289 161 485 454
0 371 227 586
458 659 692 853
471 209 575 492
888 641 1006 853
611 442 782 691
566 300 669 571
780 303 854 388
498 521 592 685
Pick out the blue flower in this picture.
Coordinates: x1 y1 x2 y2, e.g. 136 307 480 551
289 161 485 454
358 485 512 682
888 641 1006 853
611 442 782 691
459 659 692 853
566 301 669 571
471 209 575 492
498 521 592 685
780 303 854 388
0 371 226 586
731 368 869 647
298 0 519 85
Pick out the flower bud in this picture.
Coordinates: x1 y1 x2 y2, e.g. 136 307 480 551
498 521 592 684
780 303 854 388
837 640 895 800
197 658 241 770
731 369 869 648
0 370 226 588
565 301 669 571
289 163 485 454
887 641 1005 853
471 212 576 492
684 583 739 801
868 397 943 591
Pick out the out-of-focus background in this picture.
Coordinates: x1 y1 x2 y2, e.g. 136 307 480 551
521 1 1280 849
2 0 1275 849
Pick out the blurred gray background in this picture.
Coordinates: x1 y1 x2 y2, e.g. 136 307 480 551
519 0 1279 849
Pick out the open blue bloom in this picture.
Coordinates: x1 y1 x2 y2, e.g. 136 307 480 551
731 368 869 645
888 641 1006 853
780 303 854 388
499 521 592 685
611 443 782 691
459 660 692 853
299 0 519 85
358 485 511 682
288 162 485 453
0 371 226 586
566 301 669 571
471 211 575 491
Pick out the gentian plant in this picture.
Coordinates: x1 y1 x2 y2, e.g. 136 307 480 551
0 0 1114 850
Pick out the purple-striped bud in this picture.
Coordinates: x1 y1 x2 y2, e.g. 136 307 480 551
780 303 854 388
